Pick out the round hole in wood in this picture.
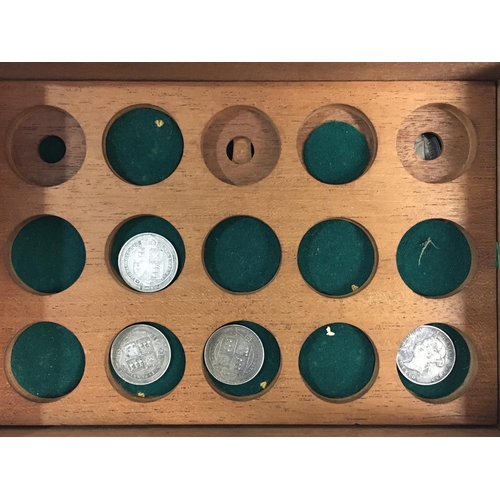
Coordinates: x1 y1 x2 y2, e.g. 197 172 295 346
5 321 85 402
7 105 86 186
297 104 377 185
202 320 281 401
106 322 186 402
201 106 281 186
397 103 477 183
203 215 282 294
396 219 476 298
10 215 86 295
299 322 378 402
397 323 476 403
297 218 378 297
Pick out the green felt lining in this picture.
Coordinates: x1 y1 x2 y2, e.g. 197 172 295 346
398 323 471 400
109 322 185 399
11 215 86 294
110 215 185 289
205 320 281 398
297 219 376 296
299 322 376 400
396 219 472 297
303 121 371 184
10 322 85 399
105 107 183 186
38 135 66 163
203 216 281 293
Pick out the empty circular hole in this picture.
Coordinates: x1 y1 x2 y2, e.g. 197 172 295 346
104 106 184 186
6 322 85 401
38 135 67 164
203 320 281 400
298 104 377 185
107 322 185 402
396 219 475 297
202 106 281 186
397 323 474 402
414 132 442 161
297 218 377 297
397 103 477 183
8 105 86 186
299 322 378 402
10 215 86 294
203 216 281 293
108 215 186 292
226 137 255 164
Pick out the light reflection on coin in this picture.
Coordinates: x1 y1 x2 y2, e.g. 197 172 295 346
204 324 265 385
118 232 178 292
110 324 171 385
397 325 456 386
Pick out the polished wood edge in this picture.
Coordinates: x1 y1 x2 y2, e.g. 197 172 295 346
0 425 499 437
1 63 500 82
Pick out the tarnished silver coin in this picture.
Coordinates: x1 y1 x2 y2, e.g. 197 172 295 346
110 324 171 385
204 324 265 385
118 232 178 292
397 325 456 386
415 133 442 161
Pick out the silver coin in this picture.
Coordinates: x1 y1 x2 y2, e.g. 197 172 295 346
110 324 171 385
397 325 456 386
204 324 265 385
118 232 178 292
415 133 442 161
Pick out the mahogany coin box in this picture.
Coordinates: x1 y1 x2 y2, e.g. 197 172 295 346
0 77 497 429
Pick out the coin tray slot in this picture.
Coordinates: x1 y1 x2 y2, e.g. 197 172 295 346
297 218 377 297
396 103 477 183
203 215 281 294
104 105 184 186
299 322 378 402
203 320 281 400
397 323 476 402
297 104 377 185
107 322 185 402
201 106 281 186
10 215 86 294
108 215 186 292
396 219 476 298
7 105 86 187
5 322 85 402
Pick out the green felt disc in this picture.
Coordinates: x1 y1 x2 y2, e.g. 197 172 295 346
396 219 472 297
398 323 471 400
38 135 66 163
11 215 86 294
110 322 185 399
205 320 281 398
105 107 183 186
10 322 85 399
110 215 185 288
303 121 371 184
299 322 376 400
297 219 376 296
203 216 281 293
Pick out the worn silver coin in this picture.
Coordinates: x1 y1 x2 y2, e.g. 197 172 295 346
110 324 171 385
414 133 442 161
397 325 456 386
118 232 178 292
204 324 265 385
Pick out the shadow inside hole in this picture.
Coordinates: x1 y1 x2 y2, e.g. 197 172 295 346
108 215 186 291
397 323 473 401
38 135 67 164
203 320 281 399
226 137 255 164
414 132 442 161
107 322 186 401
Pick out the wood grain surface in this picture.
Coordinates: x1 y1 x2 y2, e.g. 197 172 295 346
0 81 496 426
